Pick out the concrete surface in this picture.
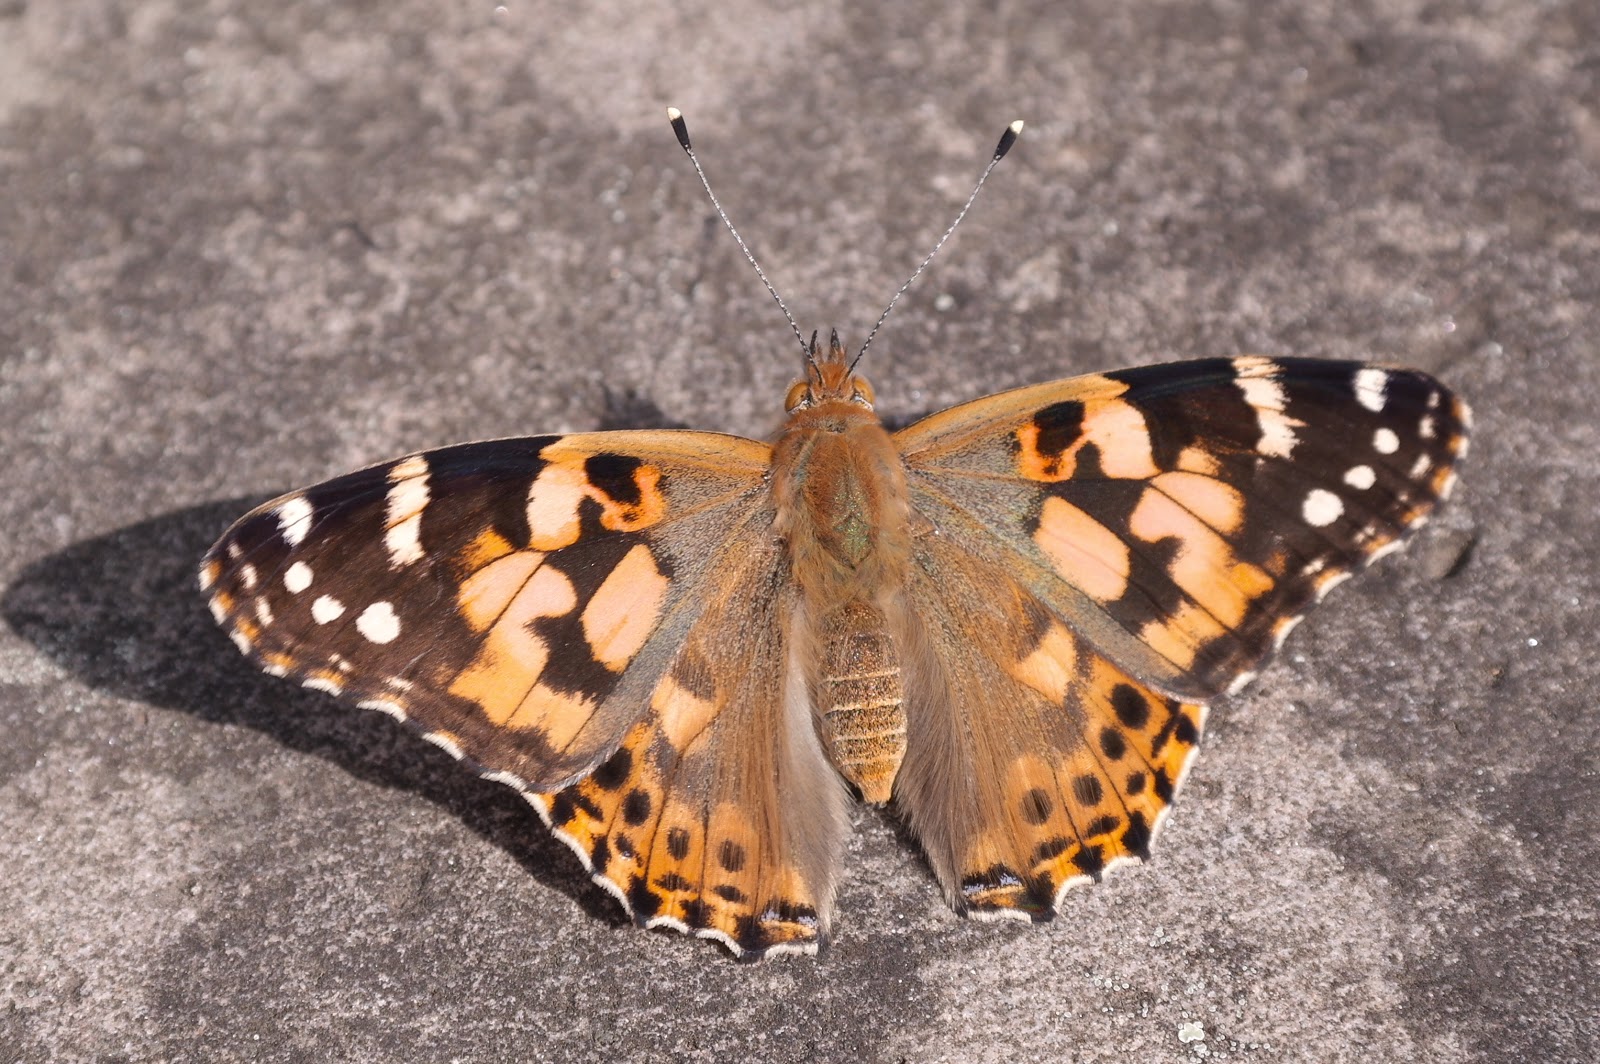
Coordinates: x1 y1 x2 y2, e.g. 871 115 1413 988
3 1 1597 1061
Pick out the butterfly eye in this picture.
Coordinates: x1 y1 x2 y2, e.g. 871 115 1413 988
851 377 876 407
784 380 811 411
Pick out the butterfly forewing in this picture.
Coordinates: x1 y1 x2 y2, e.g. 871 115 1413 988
202 431 771 789
894 357 1470 701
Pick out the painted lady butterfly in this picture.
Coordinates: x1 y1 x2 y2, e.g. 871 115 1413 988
201 114 1469 959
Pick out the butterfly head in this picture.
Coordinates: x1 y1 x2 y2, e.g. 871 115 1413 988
785 328 877 412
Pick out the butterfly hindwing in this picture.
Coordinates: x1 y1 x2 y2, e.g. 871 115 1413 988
895 538 1206 918
201 431 771 790
529 538 850 958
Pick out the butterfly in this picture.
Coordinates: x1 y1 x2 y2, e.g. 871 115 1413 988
199 116 1470 960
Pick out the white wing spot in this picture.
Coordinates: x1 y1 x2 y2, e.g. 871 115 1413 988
1419 414 1435 440
1233 360 1300 458
357 698 408 721
1271 614 1305 651
384 456 431 568
1343 464 1377 490
526 792 555 827
390 454 430 479
1354 367 1388 412
311 595 346 624
275 495 314 547
229 629 253 655
1302 488 1344 527
423 732 465 760
208 597 228 625
284 561 313 593
239 563 259 590
356 601 401 644
647 914 693 935
1255 409 1300 459
302 676 343 696
590 869 630 907
255 598 274 626
1409 452 1433 479
1314 570 1352 600
1369 538 1406 563
1374 428 1400 454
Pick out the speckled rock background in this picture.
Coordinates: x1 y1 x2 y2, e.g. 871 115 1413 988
2 1 1596 1061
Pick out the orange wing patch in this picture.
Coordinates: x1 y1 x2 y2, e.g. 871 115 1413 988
651 667 721 752
1014 388 1159 482
1129 480 1273 635
582 544 671 672
526 452 668 550
449 563 576 723
1033 497 1132 604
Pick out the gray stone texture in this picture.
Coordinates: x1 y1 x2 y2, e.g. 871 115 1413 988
2 1 1596 1061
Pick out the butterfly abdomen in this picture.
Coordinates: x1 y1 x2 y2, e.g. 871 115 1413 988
816 600 906 804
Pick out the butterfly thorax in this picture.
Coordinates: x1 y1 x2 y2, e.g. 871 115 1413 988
771 343 912 804
771 393 911 594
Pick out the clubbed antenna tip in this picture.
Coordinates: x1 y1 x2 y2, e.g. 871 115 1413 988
851 117 1025 371
665 106 809 359
666 106 691 151
994 119 1024 161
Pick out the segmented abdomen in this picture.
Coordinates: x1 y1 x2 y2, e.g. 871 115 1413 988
817 601 906 804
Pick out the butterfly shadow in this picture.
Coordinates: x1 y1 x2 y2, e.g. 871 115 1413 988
0 499 628 928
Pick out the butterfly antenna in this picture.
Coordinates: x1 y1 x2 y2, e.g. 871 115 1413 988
850 119 1024 374
667 107 812 365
